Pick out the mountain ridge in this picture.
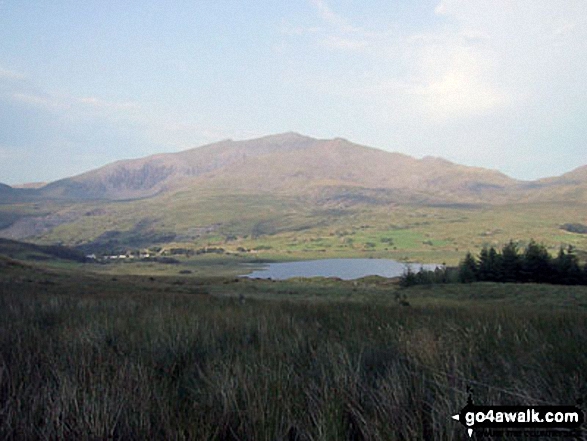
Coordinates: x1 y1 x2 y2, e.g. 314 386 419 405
0 133 585 254
33 133 323 200
1 133 585 204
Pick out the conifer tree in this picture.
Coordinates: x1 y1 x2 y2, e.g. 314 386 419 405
458 252 478 283
553 245 582 285
488 246 502 281
501 240 521 283
400 266 417 287
521 240 552 283
477 246 490 281
478 246 501 281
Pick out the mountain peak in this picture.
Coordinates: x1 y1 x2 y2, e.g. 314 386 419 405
273 131 311 139
422 156 451 164
249 132 316 144
5 133 584 204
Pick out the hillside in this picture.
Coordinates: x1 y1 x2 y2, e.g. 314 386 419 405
36 133 322 200
180 137 519 203
0 183 37 203
514 165 587 203
1 133 519 203
0 238 88 263
0 133 586 257
4 133 585 205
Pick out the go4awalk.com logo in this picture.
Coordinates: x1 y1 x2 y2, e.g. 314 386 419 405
451 393 584 437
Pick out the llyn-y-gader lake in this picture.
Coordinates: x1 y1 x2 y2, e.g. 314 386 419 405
242 258 441 281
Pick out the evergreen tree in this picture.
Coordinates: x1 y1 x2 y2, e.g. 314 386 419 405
500 240 521 283
478 246 501 281
458 252 478 283
399 266 417 287
488 246 502 281
521 240 552 283
553 245 582 285
477 247 490 281
566 246 583 284
554 247 569 283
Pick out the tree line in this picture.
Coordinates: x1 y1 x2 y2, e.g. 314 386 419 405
401 240 587 287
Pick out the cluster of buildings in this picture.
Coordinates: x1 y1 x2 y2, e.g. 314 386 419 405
85 251 152 261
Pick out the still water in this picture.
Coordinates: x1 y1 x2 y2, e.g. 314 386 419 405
241 258 441 280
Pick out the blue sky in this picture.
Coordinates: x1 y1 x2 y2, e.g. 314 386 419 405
1 0 586 184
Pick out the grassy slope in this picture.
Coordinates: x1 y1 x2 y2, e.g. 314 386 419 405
1 134 585 263
1 260 586 439
19 190 585 266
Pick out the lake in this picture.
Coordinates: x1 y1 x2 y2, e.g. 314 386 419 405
241 258 441 280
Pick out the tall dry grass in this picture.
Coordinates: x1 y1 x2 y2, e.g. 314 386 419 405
1 281 586 439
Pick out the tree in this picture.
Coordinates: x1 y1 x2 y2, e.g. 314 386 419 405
521 240 552 283
553 245 582 285
500 240 521 283
478 246 501 281
433 265 450 284
477 247 490 281
458 252 478 283
488 246 502 281
399 266 417 287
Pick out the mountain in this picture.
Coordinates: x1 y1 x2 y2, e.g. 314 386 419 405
26 133 520 203
0 133 585 253
553 165 587 183
0 183 13 194
38 133 321 200
3 132 586 206
12 182 47 189
513 165 587 203
0 182 38 203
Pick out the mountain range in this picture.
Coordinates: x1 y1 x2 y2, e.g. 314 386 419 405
4 132 586 203
0 133 586 253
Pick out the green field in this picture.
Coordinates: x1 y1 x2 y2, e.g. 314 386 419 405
2 193 581 269
1 257 586 439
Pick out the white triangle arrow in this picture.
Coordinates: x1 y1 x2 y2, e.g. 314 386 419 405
451 414 460 421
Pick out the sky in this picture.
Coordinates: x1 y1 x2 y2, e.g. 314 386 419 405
1 0 586 185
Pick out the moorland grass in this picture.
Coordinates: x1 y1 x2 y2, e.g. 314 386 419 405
1 265 586 440
27 196 587 266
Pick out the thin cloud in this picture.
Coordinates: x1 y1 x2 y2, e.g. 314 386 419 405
408 34 508 119
11 92 53 107
10 89 139 115
78 96 139 111
415 67 506 119
552 21 576 37
0 145 29 160
307 0 375 51
297 0 508 119
310 0 355 32
0 67 26 81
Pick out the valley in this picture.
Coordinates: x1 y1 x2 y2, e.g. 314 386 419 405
4 1 587 437
0 134 585 265
1 134 586 439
